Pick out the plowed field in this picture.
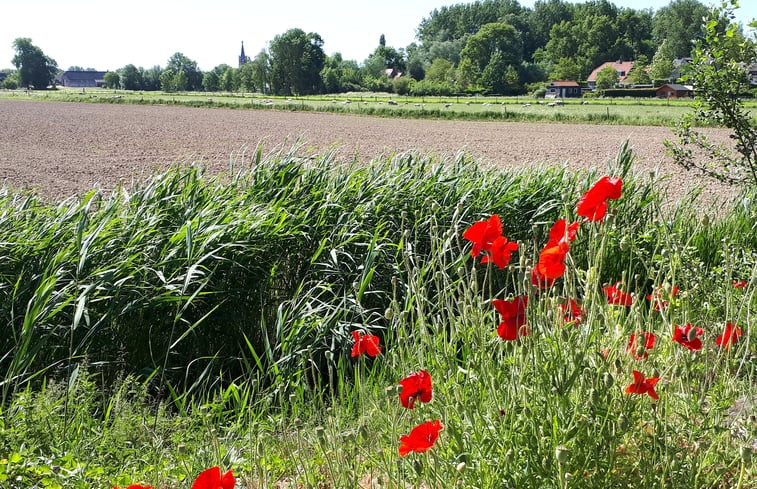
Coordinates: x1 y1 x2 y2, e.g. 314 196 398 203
0 99 736 205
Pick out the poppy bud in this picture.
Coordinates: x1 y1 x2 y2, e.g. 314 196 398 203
619 236 630 252
456 462 467 473
386 385 397 396
555 445 570 465
314 426 326 443
178 444 187 456
618 414 629 431
701 214 710 227
603 372 614 388
413 460 423 475
359 424 368 440
324 350 333 361
740 445 752 463
384 307 394 320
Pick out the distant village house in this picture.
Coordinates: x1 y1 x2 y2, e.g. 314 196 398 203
587 60 635 89
656 83 694 99
546 80 581 98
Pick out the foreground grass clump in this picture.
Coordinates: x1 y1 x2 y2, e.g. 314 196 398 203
0 145 754 488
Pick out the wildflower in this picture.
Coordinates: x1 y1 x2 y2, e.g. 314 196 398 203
559 297 584 324
604 282 633 306
398 420 443 457
625 370 659 400
547 218 580 246
351 331 382 358
576 176 623 221
626 332 656 360
532 219 579 288
733 279 748 288
398 370 433 409
482 235 519 269
646 285 679 311
190 466 235 489
716 322 742 350
492 295 529 341
536 241 570 280
463 214 502 258
672 323 703 351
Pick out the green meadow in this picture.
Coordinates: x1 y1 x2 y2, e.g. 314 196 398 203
0 88 723 126
0 140 754 488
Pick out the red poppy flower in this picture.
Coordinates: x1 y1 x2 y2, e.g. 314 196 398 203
716 322 742 350
646 285 678 311
546 219 580 247
492 295 529 341
351 331 382 358
625 370 659 400
733 279 747 288
482 235 519 269
398 420 443 457
531 219 578 288
398 370 433 409
576 176 623 221
536 241 570 279
531 266 556 289
463 214 502 258
559 297 584 324
604 282 633 306
191 467 235 489
626 331 656 360
671 323 703 351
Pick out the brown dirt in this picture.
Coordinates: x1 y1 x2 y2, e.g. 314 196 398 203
0 99 738 206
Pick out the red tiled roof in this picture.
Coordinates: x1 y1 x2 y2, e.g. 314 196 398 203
549 81 580 87
588 61 635 82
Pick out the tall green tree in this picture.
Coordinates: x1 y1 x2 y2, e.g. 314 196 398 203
11 38 58 89
250 51 271 94
141 66 163 91
119 64 143 90
667 0 757 190
103 72 120 89
649 38 675 81
458 22 522 92
652 0 709 57
627 54 651 84
159 68 176 92
269 28 326 95
526 0 574 58
165 52 203 91
595 65 619 91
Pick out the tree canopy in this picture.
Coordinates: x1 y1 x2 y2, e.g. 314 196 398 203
269 28 326 95
24 0 736 97
11 38 58 89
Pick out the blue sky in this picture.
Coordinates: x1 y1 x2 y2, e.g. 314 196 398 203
1 0 754 72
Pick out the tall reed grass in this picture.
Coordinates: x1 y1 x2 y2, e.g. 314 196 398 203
0 143 753 488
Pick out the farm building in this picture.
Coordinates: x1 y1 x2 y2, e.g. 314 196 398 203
656 83 694 99
587 60 635 89
59 70 108 88
546 80 581 98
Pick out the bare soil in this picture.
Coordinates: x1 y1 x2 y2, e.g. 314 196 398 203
0 99 737 206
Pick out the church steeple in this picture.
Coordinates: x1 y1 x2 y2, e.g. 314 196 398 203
239 41 250 67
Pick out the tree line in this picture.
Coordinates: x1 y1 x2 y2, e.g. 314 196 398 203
4 0 754 96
